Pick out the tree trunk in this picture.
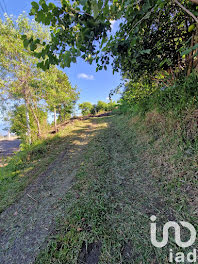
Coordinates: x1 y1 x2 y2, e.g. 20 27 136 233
194 23 198 71
58 106 62 123
54 107 57 132
189 0 198 5
24 95 31 145
30 104 41 138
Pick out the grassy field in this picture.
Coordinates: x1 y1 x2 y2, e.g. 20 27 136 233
33 114 198 263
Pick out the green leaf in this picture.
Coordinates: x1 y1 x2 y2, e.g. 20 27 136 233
72 57 77 63
159 58 168 67
80 46 86 52
140 49 151 55
76 49 81 56
36 11 45 22
37 61 45 69
23 39 29 48
98 0 103 9
92 0 99 18
100 37 108 48
63 52 72 67
31 1 39 11
30 43 37 51
41 2 48 12
188 24 195 32
103 3 109 16
79 0 87 5
48 3 55 10
181 48 192 56
21 35 27 40
81 54 86 59
181 44 198 56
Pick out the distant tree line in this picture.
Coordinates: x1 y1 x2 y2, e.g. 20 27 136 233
79 100 117 116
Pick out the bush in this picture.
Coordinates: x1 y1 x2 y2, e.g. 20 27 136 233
79 102 93 116
120 71 198 117
96 101 108 112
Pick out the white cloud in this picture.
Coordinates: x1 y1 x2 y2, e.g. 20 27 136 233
110 20 116 30
77 73 94 80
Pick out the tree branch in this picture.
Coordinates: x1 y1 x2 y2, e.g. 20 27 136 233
128 7 155 36
174 0 198 24
189 0 198 4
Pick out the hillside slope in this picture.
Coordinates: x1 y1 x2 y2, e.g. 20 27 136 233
36 114 198 264
0 114 197 264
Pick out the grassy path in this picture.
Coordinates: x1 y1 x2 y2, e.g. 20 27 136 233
36 115 197 263
1 115 197 263
0 118 107 264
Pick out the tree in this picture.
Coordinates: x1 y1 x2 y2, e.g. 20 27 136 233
25 0 198 115
27 0 198 78
79 102 93 116
90 104 97 115
57 101 76 122
9 104 47 143
0 14 50 143
107 101 117 111
96 101 108 113
0 14 78 142
39 67 79 132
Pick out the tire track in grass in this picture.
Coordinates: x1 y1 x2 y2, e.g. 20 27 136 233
0 118 107 264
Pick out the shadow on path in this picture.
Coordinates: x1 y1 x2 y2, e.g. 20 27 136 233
0 118 107 264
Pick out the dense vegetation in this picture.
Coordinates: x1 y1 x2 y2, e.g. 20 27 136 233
0 14 79 145
25 0 198 118
79 100 117 116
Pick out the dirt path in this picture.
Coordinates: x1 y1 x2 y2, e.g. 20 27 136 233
0 139 20 158
0 120 103 264
35 115 191 263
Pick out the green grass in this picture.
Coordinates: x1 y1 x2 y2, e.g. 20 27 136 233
1 114 197 263
35 114 198 263
0 119 95 212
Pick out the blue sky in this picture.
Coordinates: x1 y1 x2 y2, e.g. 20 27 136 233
0 0 122 133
